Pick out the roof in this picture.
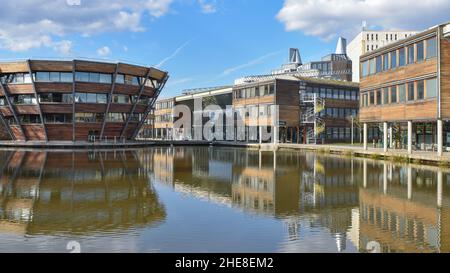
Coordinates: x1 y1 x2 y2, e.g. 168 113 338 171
294 76 359 88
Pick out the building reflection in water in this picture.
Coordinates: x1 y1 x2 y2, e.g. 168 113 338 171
0 150 166 236
148 146 450 253
1 147 449 253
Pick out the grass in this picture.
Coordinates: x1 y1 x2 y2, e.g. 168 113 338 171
370 153 383 160
391 155 409 163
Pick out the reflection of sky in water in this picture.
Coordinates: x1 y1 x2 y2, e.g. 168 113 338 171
0 147 448 252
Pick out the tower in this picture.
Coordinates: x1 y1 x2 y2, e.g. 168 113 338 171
335 37 347 55
289 48 302 65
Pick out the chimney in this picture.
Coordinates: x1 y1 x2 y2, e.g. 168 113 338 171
289 48 302 65
335 37 347 55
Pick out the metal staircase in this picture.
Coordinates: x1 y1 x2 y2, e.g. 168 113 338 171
300 94 325 144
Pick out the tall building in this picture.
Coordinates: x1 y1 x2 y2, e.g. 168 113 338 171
347 23 418 82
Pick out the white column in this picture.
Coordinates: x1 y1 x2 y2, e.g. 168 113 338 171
389 126 393 149
363 159 367 188
259 126 263 144
383 163 388 195
408 121 413 155
437 119 443 156
274 125 279 145
407 167 412 200
363 123 368 151
438 170 443 208
383 122 388 152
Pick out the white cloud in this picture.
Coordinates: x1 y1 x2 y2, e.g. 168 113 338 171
198 0 217 14
0 0 174 53
277 0 450 40
54 40 73 55
97 46 111 56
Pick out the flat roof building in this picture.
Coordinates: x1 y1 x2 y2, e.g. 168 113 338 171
359 22 450 156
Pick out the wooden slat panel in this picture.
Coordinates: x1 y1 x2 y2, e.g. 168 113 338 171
109 104 133 113
0 62 28 73
123 124 137 139
15 105 40 115
40 104 73 114
360 99 437 122
440 38 450 119
75 103 107 113
142 87 155 97
46 124 73 141
75 61 116 73
6 84 34 95
134 105 147 113
10 126 25 140
114 84 140 95
0 106 13 116
101 123 126 138
325 99 359 108
30 61 73 72
233 95 275 107
74 123 102 141
117 63 147 77
360 59 437 90
35 83 72 93
75 82 111 94
22 125 46 140
149 68 167 81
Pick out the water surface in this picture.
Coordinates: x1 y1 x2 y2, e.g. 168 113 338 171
0 147 448 253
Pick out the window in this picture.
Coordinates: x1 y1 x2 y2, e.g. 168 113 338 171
390 86 397 103
89 73 100 83
417 41 424 62
75 92 87 103
407 45 414 64
75 72 89 82
399 48 406 67
107 113 126 122
383 88 389 104
399 84 406 102
369 91 374 105
75 113 104 123
369 58 375 74
383 54 389 71
19 115 41 124
116 74 125 84
50 72 60 82
407 82 415 101
99 73 111 84
362 61 369 77
269 84 275 94
39 93 73 103
97 94 107 104
12 95 37 105
60 72 73 82
86 93 97 103
44 114 72 123
35 72 50 82
113 94 130 104
376 55 382 73
376 90 382 105
425 78 437 99
426 37 437 59
390 51 397 69
0 97 6 106
417 80 424 100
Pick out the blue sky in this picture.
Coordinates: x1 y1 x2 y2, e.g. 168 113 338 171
0 0 449 98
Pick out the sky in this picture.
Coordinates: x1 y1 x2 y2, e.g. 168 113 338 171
0 0 449 98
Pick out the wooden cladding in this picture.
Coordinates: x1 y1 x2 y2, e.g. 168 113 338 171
360 58 437 90
15 105 40 115
0 62 29 73
359 99 437 122
75 82 111 94
22 125 46 140
117 63 147 77
5 84 34 95
40 104 73 114
46 124 73 141
75 60 116 73
114 84 140 95
440 36 450 119
35 83 73 93
75 103 107 113
30 61 73 72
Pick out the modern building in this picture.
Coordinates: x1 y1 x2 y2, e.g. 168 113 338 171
153 97 175 139
348 23 418 82
0 59 168 142
359 22 450 156
237 37 353 84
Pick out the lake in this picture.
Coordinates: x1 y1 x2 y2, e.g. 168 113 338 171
0 146 448 253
